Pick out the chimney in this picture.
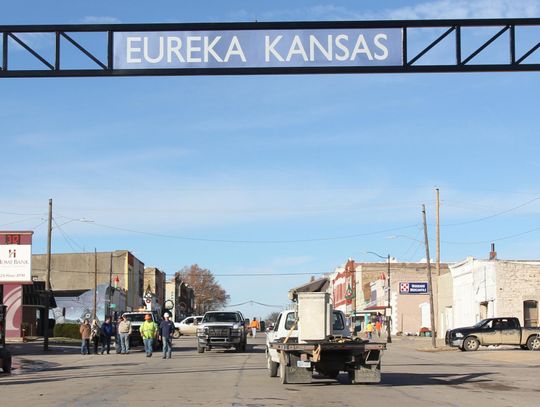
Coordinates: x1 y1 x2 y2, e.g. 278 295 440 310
489 243 497 260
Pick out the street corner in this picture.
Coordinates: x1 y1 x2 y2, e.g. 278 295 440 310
467 348 540 365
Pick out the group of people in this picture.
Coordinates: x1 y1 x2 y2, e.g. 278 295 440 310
79 312 176 359
365 316 384 339
79 317 114 355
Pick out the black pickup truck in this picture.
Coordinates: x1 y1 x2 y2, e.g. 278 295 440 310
446 317 540 351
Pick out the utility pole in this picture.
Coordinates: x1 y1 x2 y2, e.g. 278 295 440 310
108 252 113 318
93 248 98 320
435 188 441 341
43 199 53 351
422 204 437 348
386 254 392 343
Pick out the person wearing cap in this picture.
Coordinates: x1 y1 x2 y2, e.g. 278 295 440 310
140 314 159 357
159 312 175 359
117 314 133 354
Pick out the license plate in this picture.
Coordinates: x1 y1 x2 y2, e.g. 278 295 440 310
297 361 311 368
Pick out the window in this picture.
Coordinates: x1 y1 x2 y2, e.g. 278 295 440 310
284 312 297 330
332 312 345 331
524 300 538 327
203 312 239 323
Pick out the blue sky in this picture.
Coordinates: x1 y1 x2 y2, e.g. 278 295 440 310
2 0 540 319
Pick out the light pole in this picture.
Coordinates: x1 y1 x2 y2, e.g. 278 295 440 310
366 251 392 343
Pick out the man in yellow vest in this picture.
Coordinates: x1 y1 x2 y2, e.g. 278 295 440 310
140 314 158 357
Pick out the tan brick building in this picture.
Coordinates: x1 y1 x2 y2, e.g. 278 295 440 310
32 250 145 310
329 259 451 337
450 257 540 329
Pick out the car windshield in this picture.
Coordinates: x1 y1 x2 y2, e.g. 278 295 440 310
203 312 240 323
124 314 149 322
473 319 489 328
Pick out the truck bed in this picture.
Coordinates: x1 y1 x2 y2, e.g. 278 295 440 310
270 338 387 352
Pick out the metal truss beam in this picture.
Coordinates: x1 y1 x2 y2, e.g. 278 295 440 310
1 18 540 77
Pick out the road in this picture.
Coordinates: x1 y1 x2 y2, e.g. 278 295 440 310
1 336 540 407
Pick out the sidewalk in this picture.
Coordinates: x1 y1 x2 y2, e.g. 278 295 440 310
1 339 82 375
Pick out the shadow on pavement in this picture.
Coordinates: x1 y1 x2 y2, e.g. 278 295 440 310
379 372 494 386
0 366 267 386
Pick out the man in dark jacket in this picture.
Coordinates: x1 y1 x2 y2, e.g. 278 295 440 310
100 317 113 354
159 313 175 359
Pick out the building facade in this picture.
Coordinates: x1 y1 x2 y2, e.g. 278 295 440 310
329 259 451 337
450 257 540 328
143 267 166 310
164 275 195 322
32 250 145 310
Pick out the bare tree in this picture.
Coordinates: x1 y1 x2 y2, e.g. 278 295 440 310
266 311 280 324
177 264 229 313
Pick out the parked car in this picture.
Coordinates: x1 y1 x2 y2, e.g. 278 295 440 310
173 316 203 338
446 317 540 351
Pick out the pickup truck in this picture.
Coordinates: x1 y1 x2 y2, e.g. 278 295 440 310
266 293 386 384
173 315 203 338
445 317 540 351
122 311 163 350
196 311 247 353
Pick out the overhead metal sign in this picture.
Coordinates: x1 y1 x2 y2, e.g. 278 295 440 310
1 18 540 77
113 28 402 70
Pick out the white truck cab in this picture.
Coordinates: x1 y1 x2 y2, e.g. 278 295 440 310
266 308 350 367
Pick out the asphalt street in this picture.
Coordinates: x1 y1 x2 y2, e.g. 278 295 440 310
1 336 540 407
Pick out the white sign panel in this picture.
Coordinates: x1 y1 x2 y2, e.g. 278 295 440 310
0 232 33 283
114 28 403 70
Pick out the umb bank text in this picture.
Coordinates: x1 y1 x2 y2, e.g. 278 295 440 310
114 28 402 70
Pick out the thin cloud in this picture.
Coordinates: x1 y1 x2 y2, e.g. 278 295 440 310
258 0 540 21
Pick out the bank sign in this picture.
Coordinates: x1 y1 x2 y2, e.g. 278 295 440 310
114 28 402 70
399 282 428 295
0 232 33 283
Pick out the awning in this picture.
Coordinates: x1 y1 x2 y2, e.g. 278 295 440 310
23 281 56 308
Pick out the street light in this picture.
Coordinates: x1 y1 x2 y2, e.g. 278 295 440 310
365 251 392 344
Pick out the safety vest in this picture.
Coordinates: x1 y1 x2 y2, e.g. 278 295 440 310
140 321 158 339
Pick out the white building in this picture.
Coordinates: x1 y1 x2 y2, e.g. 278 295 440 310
450 256 540 328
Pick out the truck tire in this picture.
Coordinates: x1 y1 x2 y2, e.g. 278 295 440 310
463 337 480 351
172 329 181 339
267 353 279 377
347 371 356 385
197 344 205 353
527 335 540 351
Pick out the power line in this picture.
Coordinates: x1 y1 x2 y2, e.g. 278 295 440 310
53 218 86 253
441 195 540 227
226 300 283 308
57 215 420 244
31 267 323 277
442 225 540 245
0 210 46 216
0 216 43 228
